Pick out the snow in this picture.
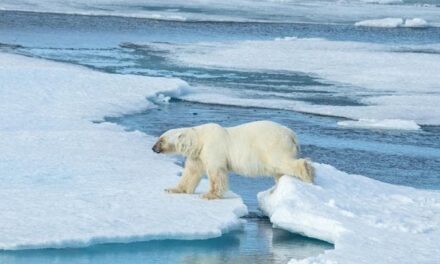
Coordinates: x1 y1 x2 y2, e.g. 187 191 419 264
0 0 440 25
258 163 440 264
0 53 247 250
355 17 429 27
337 119 421 130
154 38 440 126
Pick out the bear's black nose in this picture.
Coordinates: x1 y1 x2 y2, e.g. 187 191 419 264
152 146 158 153
152 143 161 153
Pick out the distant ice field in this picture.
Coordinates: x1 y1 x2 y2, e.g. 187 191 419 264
1 0 439 25
2 11 440 127
145 38 440 126
2 10 440 47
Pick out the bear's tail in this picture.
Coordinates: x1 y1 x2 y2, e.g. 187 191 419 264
290 158 314 183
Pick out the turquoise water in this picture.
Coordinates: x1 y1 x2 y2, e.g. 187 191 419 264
0 218 331 264
1 8 439 264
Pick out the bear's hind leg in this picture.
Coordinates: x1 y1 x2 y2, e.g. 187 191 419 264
165 158 204 194
278 158 314 183
202 169 228 200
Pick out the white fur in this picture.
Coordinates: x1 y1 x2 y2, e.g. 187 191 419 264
157 120 314 199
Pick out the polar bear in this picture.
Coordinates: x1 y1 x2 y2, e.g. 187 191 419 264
152 120 314 199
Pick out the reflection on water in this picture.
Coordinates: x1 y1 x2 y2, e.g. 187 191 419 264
0 218 332 264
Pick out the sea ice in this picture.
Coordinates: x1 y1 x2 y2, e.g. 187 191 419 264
0 53 247 250
155 38 440 126
355 17 404 27
259 163 440 263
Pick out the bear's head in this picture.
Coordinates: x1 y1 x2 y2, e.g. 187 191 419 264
152 128 200 158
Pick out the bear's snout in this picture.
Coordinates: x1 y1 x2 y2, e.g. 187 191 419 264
152 140 162 153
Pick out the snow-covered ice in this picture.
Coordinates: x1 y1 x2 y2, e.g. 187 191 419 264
166 38 440 93
337 119 421 130
355 17 429 27
153 38 440 126
258 163 440 264
0 53 247 250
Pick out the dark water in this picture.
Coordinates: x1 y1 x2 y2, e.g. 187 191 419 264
1 10 440 48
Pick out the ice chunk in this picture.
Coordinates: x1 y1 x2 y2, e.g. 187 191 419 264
258 163 440 263
355 17 404 27
355 17 429 28
0 53 247 250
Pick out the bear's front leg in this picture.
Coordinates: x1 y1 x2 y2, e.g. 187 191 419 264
165 186 185 193
165 158 204 194
202 169 228 200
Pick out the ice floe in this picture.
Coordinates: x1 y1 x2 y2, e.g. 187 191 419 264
0 53 247 250
355 17 429 27
258 163 440 263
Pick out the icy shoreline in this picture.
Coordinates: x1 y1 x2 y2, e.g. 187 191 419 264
0 53 247 250
259 163 440 263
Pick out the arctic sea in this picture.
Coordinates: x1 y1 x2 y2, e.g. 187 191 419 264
1 1 439 263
